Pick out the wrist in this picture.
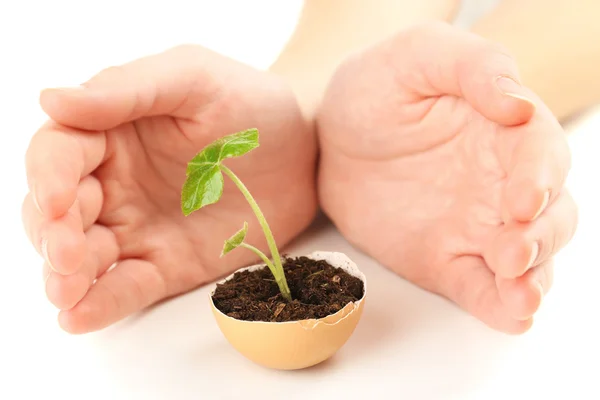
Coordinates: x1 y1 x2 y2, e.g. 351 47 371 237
268 57 330 121
268 0 462 120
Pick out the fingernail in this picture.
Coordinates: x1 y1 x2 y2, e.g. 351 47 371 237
32 184 43 214
532 190 550 220
41 237 57 272
536 281 545 298
43 263 52 284
495 75 535 106
527 241 539 270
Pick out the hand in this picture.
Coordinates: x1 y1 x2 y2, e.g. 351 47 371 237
316 22 577 334
22 45 318 334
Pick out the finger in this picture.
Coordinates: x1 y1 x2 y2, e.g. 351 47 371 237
485 190 578 279
44 225 119 310
22 192 86 275
392 21 535 126
496 259 554 321
39 44 226 131
25 121 106 218
23 175 104 265
77 176 104 230
438 256 532 334
496 101 572 222
58 259 166 334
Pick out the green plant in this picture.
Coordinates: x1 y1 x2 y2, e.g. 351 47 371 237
180 128 292 301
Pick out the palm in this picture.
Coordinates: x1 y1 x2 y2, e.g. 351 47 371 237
320 94 506 289
97 75 317 298
27 47 318 333
317 24 576 333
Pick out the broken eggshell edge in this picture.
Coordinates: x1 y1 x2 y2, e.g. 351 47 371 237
209 251 367 370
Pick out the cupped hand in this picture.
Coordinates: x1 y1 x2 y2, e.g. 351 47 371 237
317 22 577 334
22 45 318 333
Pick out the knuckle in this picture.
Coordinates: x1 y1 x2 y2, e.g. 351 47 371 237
481 41 514 61
459 42 517 82
463 36 515 64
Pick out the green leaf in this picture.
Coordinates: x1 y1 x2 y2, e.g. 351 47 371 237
181 129 259 216
181 165 223 216
186 128 259 176
221 222 248 257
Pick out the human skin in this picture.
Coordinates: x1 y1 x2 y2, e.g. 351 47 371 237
22 46 318 333
316 22 577 334
272 0 588 334
22 0 587 334
269 0 461 117
23 0 461 334
470 0 600 121
273 0 600 121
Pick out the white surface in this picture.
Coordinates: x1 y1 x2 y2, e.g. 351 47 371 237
1 1 599 399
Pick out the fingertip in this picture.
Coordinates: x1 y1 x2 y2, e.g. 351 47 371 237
40 86 85 107
505 179 549 222
45 222 86 275
487 228 534 279
39 86 101 130
34 180 77 219
58 308 89 335
504 317 534 335
492 76 536 126
496 275 542 321
460 53 536 126
496 95 536 126
58 289 108 334
467 88 535 128
46 270 90 310
39 88 72 120
39 88 59 115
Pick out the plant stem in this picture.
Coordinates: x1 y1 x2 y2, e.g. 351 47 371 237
240 243 289 296
221 165 292 301
240 243 276 276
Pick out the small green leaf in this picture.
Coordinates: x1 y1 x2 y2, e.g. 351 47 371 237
181 165 223 216
181 129 259 216
186 128 259 176
221 222 248 257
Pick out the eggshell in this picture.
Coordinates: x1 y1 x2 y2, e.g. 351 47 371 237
209 251 367 370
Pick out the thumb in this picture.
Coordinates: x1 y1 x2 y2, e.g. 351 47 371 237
394 22 536 126
39 45 226 131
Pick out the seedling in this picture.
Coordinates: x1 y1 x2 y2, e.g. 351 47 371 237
180 128 292 301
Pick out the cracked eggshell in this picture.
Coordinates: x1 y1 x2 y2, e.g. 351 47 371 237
209 251 367 370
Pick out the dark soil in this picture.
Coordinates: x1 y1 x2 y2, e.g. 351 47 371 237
211 256 365 322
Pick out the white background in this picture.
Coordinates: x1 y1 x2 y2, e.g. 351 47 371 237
1 1 599 399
